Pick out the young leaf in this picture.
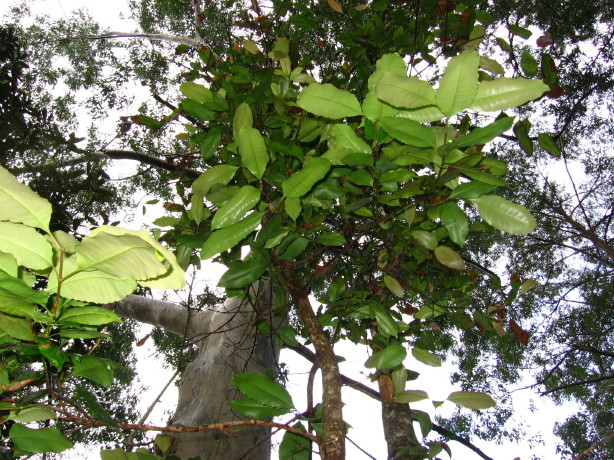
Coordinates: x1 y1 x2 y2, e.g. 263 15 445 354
470 77 549 112
9 424 73 454
201 212 263 260
233 372 294 410
297 83 362 119
238 126 269 180
471 195 536 234
180 82 212 103
447 391 496 409
7 406 57 423
0 165 52 232
333 124 370 154
375 72 437 109
436 51 479 117
212 186 261 229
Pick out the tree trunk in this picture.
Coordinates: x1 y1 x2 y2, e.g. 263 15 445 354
112 281 280 460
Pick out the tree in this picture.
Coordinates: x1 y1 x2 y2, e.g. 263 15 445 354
1 0 609 459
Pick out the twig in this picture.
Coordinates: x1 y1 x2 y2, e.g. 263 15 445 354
572 432 614 460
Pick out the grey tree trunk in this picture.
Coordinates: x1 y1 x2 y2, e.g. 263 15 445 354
112 281 279 460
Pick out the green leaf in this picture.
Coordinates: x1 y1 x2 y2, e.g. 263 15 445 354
456 117 515 148
362 89 400 122
218 258 268 289
538 133 561 157
9 424 72 453
297 83 362 119
447 391 496 409
74 387 118 428
370 303 399 338
479 56 504 75
279 423 311 460
470 77 549 112
181 99 214 121
0 251 18 277
520 50 538 77
233 102 253 141
513 119 533 156
228 398 289 419
395 106 446 122
277 236 309 260
394 390 429 403
412 410 432 438
453 166 507 186
0 270 48 306
192 165 238 195
70 355 115 386
212 186 261 229
434 246 466 270
0 165 52 232
282 158 331 198
233 372 294 410
198 127 222 160
59 306 122 326
378 118 436 148
412 348 441 367
278 326 300 347
471 195 536 234
8 406 57 423
508 24 532 39
180 81 212 103
448 181 495 200
285 197 302 221
411 230 438 250
238 126 269 180
156 434 172 454
0 222 53 270
364 343 407 369
0 313 35 341
436 51 479 117
375 72 437 109
383 275 404 297
316 232 346 246
52 268 137 303
201 212 263 260
439 202 468 246
333 124 370 154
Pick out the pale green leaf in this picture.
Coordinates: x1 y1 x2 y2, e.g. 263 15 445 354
439 201 468 247
434 246 466 270
412 348 442 367
9 424 72 454
201 212 263 260
447 391 496 409
0 222 53 270
282 158 331 198
479 56 504 75
59 306 122 326
436 51 479 117
378 118 436 148
233 102 253 141
333 124 370 154
383 275 404 297
520 279 538 292
0 165 52 232
367 53 407 90
212 186 261 229
179 81 212 103
394 390 430 403
0 251 18 276
297 83 362 119
411 230 438 250
362 90 400 122
470 77 549 112
238 126 269 179
0 270 48 306
233 372 294 409
395 106 445 122
8 406 57 423
376 72 437 109
471 195 536 234
192 165 238 196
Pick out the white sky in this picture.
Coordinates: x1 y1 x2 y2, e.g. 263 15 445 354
0 1 578 459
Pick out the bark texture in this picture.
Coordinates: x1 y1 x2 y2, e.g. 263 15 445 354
112 282 280 460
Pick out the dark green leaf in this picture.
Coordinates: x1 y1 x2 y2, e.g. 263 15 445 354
456 117 514 148
233 372 294 410
538 133 561 157
181 99 214 121
9 424 73 453
279 422 311 460
218 258 268 289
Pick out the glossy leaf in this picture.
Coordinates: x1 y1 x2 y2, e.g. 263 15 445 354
9 424 72 453
59 306 122 326
411 230 438 250
285 197 302 221
378 117 436 148
412 347 442 367
376 72 437 109
198 127 221 160
456 116 515 148
395 106 446 122
0 165 52 232
0 222 53 270
233 102 253 141
365 343 407 369
434 246 466 270
297 83 362 119
238 126 269 179
383 275 404 297
436 51 479 117
218 258 268 289
470 77 549 112
447 391 496 409
201 212 263 260
448 181 495 200
70 355 115 386
439 202 469 247
233 372 294 410
282 157 331 198
228 398 289 419
181 99 214 121
192 165 238 195
333 124 370 154
471 195 536 234
370 303 399 338
212 186 261 229
394 390 429 403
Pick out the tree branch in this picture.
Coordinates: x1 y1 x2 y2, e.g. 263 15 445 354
541 374 614 396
